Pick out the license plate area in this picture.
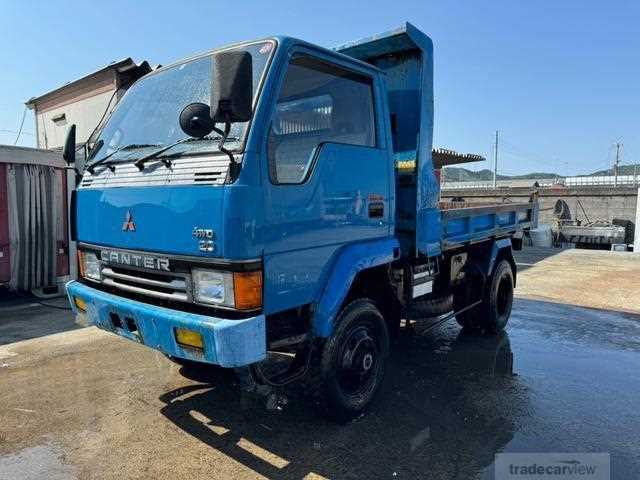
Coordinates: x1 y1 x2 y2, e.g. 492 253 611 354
109 311 143 342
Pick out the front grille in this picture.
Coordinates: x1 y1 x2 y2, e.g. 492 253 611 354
100 265 191 303
79 154 233 189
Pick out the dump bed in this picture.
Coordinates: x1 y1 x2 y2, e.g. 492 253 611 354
337 24 537 258
439 201 537 250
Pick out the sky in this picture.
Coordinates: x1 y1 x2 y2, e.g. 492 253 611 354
1 0 639 176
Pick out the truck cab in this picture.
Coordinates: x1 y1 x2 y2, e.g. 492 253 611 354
66 23 535 421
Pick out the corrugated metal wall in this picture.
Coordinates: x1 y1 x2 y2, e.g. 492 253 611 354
0 164 10 283
6 164 62 290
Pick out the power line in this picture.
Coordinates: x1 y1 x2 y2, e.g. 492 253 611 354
499 138 559 169
86 88 120 147
0 129 34 136
499 148 559 171
13 107 27 145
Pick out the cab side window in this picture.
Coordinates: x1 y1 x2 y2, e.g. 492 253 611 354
268 55 376 184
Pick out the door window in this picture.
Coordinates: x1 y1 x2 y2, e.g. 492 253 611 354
268 55 376 184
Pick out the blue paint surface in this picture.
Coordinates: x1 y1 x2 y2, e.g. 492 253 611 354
67 281 266 367
488 238 513 275
441 207 532 248
336 23 441 257
261 143 392 314
76 185 227 256
313 237 399 337
70 28 533 351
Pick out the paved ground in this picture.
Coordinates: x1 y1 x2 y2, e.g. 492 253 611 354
514 247 640 313
1 248 639 479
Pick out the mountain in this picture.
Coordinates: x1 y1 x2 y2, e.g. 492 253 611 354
442 167 559 182
590 164 640 176
442 163 640 181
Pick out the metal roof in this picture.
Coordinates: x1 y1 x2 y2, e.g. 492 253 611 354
25 58 152 108
432 149 485 168
0 144 64 168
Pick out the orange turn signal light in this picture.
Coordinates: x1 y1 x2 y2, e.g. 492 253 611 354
233 271 262 310
175 328 204 350
74 296 87 312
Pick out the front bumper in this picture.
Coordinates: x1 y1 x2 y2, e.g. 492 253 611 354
66 281 266 367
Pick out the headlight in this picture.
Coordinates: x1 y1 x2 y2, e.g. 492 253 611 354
192 269 235 307
192 268 262 310
79 251 101 281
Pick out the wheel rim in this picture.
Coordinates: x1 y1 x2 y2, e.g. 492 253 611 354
337 324 380 397
496 274 513 317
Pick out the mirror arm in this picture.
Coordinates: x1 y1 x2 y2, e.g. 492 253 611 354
212 115 241 182
211 114 238 165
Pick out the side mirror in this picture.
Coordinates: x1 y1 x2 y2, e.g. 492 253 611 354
210 51 253 123
179 103 214 138
62 124 76 164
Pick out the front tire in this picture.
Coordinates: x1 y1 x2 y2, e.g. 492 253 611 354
315 299 389 422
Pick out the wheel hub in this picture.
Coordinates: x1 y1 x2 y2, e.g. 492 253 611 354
362 353 374 371
338 326 380 394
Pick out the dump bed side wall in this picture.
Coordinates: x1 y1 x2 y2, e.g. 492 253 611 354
440 202 536 251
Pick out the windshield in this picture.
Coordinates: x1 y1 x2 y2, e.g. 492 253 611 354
87 41 275 166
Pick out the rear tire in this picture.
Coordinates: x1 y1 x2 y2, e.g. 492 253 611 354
455 259 514 333
454 269 484 330
314 299 389 423
454 299 482 330
483 259 514 333
411 294 453 318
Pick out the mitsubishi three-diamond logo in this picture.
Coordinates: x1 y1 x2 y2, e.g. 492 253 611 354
122 210 136 232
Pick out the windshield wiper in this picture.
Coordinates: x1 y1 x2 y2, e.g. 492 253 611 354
133 135 238 171
133 137 195 171
86 143 160 174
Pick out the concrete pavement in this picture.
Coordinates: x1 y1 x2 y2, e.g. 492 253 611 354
1 248 639 479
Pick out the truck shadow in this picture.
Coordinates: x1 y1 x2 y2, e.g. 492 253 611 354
159 323 529 479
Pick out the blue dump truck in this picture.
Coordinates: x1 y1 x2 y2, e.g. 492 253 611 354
64 23 536 421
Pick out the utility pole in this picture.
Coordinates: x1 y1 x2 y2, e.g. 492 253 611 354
493 130 499 189
614 142 622 187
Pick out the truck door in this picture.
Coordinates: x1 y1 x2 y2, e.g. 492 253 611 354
262 52 392 313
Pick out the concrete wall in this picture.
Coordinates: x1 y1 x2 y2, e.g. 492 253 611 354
32 70 117 150
443 175 639 190
442 186 638 227
36 90 116 150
